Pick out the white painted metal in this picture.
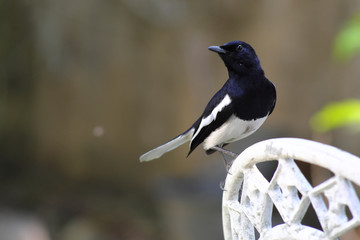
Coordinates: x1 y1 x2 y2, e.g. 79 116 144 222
222 138 360 240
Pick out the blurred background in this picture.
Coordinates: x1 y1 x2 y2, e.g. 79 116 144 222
1 0 360 239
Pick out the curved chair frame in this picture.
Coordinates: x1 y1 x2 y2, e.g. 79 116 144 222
222 138 360 240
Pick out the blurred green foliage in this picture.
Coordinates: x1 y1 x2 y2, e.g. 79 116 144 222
311 12 360 133
333 12 360 62
311 99 360 133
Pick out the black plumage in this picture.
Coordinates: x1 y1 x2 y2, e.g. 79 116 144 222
140 41 276 162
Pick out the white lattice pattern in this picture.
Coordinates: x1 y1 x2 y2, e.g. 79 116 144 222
222 138 360 240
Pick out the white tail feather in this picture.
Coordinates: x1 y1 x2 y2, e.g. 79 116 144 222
139 128 194 162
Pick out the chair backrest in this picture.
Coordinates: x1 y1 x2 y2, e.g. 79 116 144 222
222 138 360 240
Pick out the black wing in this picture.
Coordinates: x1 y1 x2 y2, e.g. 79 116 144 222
187 91 234 157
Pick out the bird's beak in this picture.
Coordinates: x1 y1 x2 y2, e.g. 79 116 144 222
208 46 226 54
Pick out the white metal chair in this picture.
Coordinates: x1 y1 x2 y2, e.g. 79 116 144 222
222 138 360 240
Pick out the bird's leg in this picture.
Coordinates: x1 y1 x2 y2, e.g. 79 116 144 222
220 151 231 173
212 146 238 191
219 151 230 190
212 146 238 173
211 146 239 158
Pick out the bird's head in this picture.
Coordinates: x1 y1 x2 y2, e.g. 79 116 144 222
208 41 262 74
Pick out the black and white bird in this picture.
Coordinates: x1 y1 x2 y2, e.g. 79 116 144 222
140 41 276 162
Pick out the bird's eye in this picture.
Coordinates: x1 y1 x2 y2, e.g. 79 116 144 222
236 45 243 51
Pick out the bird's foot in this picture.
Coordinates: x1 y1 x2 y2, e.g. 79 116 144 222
220 152 234 174
212 146 238 189
211 146 238 173
219 179 226 191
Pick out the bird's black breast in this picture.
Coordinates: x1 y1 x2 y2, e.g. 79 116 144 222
227 76 276 120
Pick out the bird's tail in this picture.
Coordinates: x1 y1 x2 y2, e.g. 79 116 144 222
139 128 195 162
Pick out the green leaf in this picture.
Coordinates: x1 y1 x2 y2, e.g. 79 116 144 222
310 99 360 133
333 13 360 61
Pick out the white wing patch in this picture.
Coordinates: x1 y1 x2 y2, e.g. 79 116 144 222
191 94 232 142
